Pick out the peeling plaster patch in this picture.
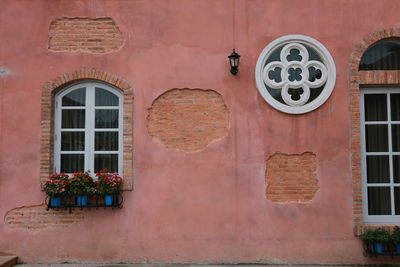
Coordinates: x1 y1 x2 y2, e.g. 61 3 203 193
48 17 124 54
266 152 318 203
4 204 84 231
147 88 230 153
0 67 10 76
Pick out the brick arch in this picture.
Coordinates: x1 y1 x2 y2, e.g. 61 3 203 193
349 28 400 234
40 68 133 190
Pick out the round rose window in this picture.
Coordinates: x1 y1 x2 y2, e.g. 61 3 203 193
255 35 336 114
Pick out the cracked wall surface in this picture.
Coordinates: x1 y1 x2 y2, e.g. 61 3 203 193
48 17 124 54
147 88 230 153
4 204 84 231
266 152 319 203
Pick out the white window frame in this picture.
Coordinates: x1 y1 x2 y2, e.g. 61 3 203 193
54 81 123 175
361 87 400 223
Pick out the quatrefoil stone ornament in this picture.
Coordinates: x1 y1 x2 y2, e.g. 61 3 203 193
255 35 336 114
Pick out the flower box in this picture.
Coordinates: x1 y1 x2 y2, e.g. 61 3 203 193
44 169 123 213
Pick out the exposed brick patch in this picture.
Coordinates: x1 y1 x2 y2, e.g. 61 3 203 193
266 152 318 203
48 17 124 54
349 28 400 233
40 68 133 190
359 70 400 84
4 204 84 231
147 88 230 153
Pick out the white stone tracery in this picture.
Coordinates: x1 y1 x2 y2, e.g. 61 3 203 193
255 35 336 114
262 43 328 107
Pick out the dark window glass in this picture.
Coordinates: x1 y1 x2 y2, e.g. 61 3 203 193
61 154 84 173
360 38 400 70
61 132 85 151
94 154 118 173
392 124 400 152
95 110 118 128
366 125 388 152
367 155 390 183
95 88 119 106
62 110 85 129
62 88 86 106
364 94 387 121
391 94 400 121
95 132 118 151
394 156 400 183
368 187 391 215
395 187 400 215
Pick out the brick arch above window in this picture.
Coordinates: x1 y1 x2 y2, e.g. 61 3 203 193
349 28 400 234
40 68 134 190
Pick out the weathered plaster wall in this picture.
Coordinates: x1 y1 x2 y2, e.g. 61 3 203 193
0 0 398 264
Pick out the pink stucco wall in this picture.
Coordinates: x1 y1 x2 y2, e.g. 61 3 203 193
0 0 398 264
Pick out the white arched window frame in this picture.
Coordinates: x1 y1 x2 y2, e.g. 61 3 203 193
54 81 123 175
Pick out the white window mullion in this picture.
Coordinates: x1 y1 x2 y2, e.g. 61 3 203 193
54 99 61 173
118 92 123 175
360 92 369 218
387 93 396 216
86 85 95 173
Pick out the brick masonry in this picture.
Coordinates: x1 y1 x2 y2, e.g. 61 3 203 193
40 68 134 190
147 88 230 153
265 152 318 203
48 17 124 54
4 204 84 231
349 27 400 235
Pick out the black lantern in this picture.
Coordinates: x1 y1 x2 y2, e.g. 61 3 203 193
228 49 240 75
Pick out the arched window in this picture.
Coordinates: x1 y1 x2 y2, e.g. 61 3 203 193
54 81 123 174
359 38 400 70
358 38 400 223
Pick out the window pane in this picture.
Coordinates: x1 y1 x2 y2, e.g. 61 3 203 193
366 125 388 152
95 88 119 106
368 187 391 215
95 132 118 151
95 110 118 128
367 155 390 183
364 94 387 121
359 38 400 70
393 124 400 152
394 156 400 183
62 88 86 106
61 154 84 173
94 154 118 173
395 187 400 215
61 132 85 151
62 110 85 129
391 94 400 121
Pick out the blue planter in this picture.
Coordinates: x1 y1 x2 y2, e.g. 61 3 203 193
104 195 113 206
396 243 400 254
375 243 383 254
76 195 88 206
50 196 61 207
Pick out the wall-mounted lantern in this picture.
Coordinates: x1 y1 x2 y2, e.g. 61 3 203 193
228 49 240 75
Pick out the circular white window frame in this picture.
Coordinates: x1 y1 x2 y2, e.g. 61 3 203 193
255 35 336 114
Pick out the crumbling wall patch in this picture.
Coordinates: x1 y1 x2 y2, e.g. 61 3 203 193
147 88 230 153
48 17 124 54
4 204 84 231
266 152 319 203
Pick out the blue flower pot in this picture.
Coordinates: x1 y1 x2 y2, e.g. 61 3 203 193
375 243 383 254
76 195 88 206
396 243 400 254
104 195 113 206
50 196 61 207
